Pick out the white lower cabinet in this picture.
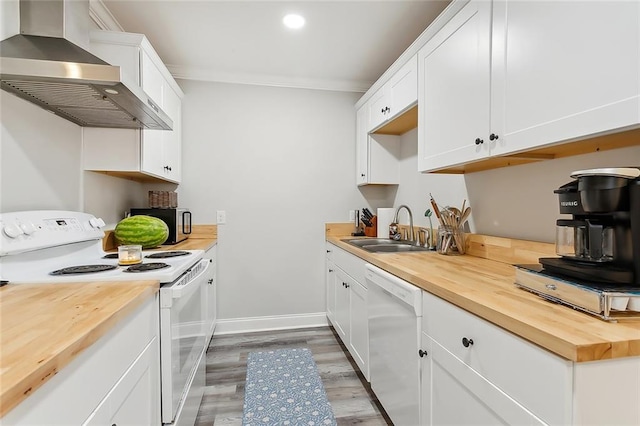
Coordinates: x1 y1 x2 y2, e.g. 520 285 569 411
83 338 159 425
420 290 640 426
3 296 160 425
325 243 369 380
326 260 336 322
333 267 351 342
422 334 546 426
204 244 218 343
348 277 368 375
421 290 569 425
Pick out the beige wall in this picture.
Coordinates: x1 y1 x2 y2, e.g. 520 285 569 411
391 128 640 243
0 0 146 223
175 80 363 320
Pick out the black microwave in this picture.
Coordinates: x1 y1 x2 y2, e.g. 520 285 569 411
129 208 192 244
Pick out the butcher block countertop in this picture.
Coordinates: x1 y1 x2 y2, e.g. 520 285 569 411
103 224 218 252
0 280 159 417
326 227 640 363
0 225 218 417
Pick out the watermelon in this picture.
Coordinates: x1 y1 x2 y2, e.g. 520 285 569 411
114 215 169 248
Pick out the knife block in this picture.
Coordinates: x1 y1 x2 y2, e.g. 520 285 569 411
364 216 378 237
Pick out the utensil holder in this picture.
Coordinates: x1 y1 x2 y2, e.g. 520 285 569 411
437 225 465 255
364 216 378 237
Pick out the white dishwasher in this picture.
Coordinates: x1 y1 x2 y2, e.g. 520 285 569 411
365 263 423 426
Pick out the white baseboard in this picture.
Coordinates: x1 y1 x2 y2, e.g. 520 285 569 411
214 312 329 335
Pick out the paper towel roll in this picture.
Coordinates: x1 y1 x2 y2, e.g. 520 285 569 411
377 208 395 239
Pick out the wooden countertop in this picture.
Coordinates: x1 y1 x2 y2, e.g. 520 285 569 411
103 224 218 252
326 235 640 362
0 280 159 417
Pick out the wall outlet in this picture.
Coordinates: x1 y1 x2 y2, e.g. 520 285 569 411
349 210 355 221
216 210 226 224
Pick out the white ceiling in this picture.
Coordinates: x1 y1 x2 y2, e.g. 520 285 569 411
98 1 451 92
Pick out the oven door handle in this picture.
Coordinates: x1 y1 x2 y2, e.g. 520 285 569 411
163 259 210 305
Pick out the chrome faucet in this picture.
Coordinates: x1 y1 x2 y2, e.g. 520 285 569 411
393 205 416 244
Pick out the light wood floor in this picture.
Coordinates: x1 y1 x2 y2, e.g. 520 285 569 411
195 326 392 426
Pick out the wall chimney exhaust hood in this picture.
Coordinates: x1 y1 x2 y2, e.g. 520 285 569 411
0 0 172 130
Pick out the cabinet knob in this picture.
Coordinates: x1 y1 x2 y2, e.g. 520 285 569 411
381 108 385 114
207 279 213 285
475 138 484 145
418 349 428 358
345 283 350 288
361 173 366 177
462 337 474 347
385 106 390 113
489 133 499 141
326 250 332 253
328 269 334 273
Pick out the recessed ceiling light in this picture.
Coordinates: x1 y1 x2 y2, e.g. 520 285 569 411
283 14 305 29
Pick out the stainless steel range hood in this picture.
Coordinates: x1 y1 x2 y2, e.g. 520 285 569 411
0 0 172 130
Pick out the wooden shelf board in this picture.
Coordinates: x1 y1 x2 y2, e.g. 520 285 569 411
429 127 640 174
87 170 175 184
373 105 418 135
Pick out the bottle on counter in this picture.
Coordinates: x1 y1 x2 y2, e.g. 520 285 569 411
389 222 401 240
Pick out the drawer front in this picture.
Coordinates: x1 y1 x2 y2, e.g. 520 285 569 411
325 242 335 261
331 244 366 286
422 291 572 425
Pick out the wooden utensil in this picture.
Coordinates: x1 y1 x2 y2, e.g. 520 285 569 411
430 193 442 220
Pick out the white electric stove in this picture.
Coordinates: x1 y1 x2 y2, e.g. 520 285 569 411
0 210 204 284
0 211 209 426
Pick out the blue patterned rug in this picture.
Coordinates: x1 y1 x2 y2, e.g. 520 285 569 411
242 348 337 426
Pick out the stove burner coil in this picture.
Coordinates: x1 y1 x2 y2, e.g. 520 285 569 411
124 262 170 273
50 265 118 275
145 251 191 259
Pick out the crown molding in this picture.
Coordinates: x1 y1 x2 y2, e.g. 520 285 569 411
89 0 124 31
167 65 370 93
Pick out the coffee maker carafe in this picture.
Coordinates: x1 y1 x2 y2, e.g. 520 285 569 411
540 167 640 285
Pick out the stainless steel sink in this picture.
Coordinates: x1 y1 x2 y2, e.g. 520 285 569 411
343 238 404 247
342 238 430 253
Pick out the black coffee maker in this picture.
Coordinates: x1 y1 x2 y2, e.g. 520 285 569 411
539 167 640 285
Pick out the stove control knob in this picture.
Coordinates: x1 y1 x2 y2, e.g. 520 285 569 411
20 222 37 235
89 218 106 228
3 224 24 238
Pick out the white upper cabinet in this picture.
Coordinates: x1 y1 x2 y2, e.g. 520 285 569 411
357 56 415 185
418 0 640 173
490 0 640 156
418 0 492 172
356 105 370 185
141 50 165 110
356 105 400 186
368 86 388 132
83 31 183 184
388 55 418 122
367 56 418 133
